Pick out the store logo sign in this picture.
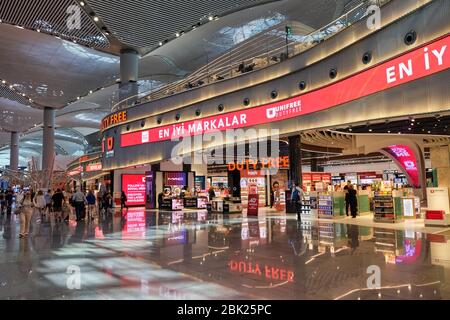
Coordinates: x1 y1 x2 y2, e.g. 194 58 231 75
266 99 301 119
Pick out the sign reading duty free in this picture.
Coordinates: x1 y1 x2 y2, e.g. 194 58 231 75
121 35 449 148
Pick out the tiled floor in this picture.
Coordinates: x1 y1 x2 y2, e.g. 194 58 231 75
1 207 450 300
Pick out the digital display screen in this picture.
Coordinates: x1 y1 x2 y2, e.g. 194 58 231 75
384 145 420 187
122 174 146 206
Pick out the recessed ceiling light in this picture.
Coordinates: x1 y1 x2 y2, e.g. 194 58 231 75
9 85 13 89
175 32 180 37
93 16 99 22
77 97 80 100
208 15 214 21
89 90 93 94
22 93 26 97
1 80 5 84
80 1 85 6
36 29 41 32
159 41 163 46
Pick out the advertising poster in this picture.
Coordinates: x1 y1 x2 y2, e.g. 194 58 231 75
247 194 259 216
122 174 146 206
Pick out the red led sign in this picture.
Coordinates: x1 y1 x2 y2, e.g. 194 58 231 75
121 35 449 148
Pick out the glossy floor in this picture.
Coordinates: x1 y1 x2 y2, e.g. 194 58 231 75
1 208 450 300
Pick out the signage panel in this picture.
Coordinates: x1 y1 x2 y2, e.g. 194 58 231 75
120 36 450 148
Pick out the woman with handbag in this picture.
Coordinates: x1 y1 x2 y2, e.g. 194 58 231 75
18 192 34 238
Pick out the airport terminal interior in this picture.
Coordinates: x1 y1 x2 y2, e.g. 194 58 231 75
0 0 450 300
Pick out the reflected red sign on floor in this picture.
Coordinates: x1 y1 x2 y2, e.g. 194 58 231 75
121 35 450 148
122 207 146 240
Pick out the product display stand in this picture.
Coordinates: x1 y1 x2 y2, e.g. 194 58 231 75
318 192 345 219
301 193 312 219
373 190 404 223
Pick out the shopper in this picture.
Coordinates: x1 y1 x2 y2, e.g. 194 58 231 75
120 191 127 210
33 190 46 218
86 190 96 220
348 184 358 218
72 188 87 222
5 188 13 215
343 180 352 217
291 182 306 222
52 189 65 222
208 187 216 200
44 189 52 215
270 182 280 209
18 192 34 238
158 191 164 209
0 190 5 215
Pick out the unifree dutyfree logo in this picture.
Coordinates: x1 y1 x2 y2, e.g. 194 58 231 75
266 99 302 119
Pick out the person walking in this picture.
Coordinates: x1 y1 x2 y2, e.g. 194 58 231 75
44 189 52 215
120 191 127 211
52 189 65 222
33 190 46 219
18 192 34 238
291 182 306 222
86 190 96 220
343 180 352 217
347 184 358 219
5 188 14 215
0 190 5 215
72 188 87 222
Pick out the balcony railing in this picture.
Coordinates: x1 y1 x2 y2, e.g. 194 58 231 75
112 0 391 112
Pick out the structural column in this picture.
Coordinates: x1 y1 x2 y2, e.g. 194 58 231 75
119 49 139 105
430 145 450 189
42 107 55 188
9 131 19 171
288 135 303 186
287 135 303 213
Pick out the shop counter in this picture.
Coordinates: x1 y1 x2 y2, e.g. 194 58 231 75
183 196 208 209
209 197 243 214
160 197 184 211
357 190 371 216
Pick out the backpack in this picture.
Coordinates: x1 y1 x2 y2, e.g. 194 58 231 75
292 188 300 202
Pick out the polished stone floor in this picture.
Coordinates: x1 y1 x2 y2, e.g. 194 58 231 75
1 207 450 300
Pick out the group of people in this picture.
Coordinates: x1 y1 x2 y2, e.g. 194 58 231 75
290 180 359 221
0 186 115 238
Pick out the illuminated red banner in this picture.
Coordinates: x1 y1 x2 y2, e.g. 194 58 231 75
68 166 82 176
121 35 449 148
122 174 146 206
384 145 420 187
86 163 102 172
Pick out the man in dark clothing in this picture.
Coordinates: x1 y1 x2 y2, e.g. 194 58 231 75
121 191 127 210
343 181 352 217
0 191 5 215
5 188 13 215
347 184 358 218
52 189 65 222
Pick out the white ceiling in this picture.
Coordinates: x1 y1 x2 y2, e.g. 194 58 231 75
0 0 353 167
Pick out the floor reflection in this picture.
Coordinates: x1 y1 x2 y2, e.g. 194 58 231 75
0 208 450 300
